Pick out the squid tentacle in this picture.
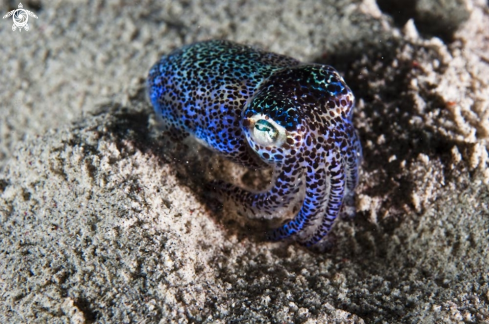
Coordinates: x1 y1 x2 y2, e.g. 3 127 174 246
210 157 305 220
303 160 345 246
267 161 329 241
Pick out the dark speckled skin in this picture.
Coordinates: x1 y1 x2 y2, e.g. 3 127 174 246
147 40 362 246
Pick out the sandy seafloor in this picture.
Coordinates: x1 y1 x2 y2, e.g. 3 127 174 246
1 0 489 322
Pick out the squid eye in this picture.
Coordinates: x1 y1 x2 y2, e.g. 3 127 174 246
253 120 278 145
244 113 287 147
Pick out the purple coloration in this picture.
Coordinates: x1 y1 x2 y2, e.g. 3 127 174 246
147 40 362 246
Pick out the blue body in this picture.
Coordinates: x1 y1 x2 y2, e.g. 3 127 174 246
148 40 362 246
